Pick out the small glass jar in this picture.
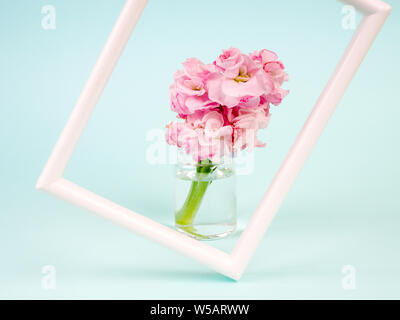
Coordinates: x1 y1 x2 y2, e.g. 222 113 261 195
174 151 237 240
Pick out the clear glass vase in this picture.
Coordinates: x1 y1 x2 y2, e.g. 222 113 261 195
174 152 237 240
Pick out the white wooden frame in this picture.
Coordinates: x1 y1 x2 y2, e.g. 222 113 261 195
36 0 391 280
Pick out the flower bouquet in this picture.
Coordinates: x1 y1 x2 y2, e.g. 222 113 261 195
166 48 289 240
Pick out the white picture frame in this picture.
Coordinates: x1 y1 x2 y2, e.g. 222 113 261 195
36 0 391 280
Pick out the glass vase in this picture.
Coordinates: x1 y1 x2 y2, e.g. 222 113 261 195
174 152 237 240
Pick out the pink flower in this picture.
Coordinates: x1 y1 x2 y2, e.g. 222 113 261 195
165 121 196 149
166 110 233 161
175 75 206 97
264 61 289 87
189 110 232 137
250 49 279 68
169 85 190 116
169 60 219 116
169 78 218 117
266 87 289 106
166 48 289 160
250 49 289 91
227 106 271 151
193 111 233 161
208 53 273 108
214 48 245 78
234 107 270 131
250 49 289 106
182 58 217 80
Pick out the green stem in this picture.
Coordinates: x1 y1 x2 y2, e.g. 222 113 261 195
175 159 215 227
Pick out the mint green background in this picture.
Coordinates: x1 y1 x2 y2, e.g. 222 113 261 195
1 0 399 299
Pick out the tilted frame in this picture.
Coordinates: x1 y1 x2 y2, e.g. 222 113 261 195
36 0 391 280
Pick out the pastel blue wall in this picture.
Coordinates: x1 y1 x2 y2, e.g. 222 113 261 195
0 0 399 299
